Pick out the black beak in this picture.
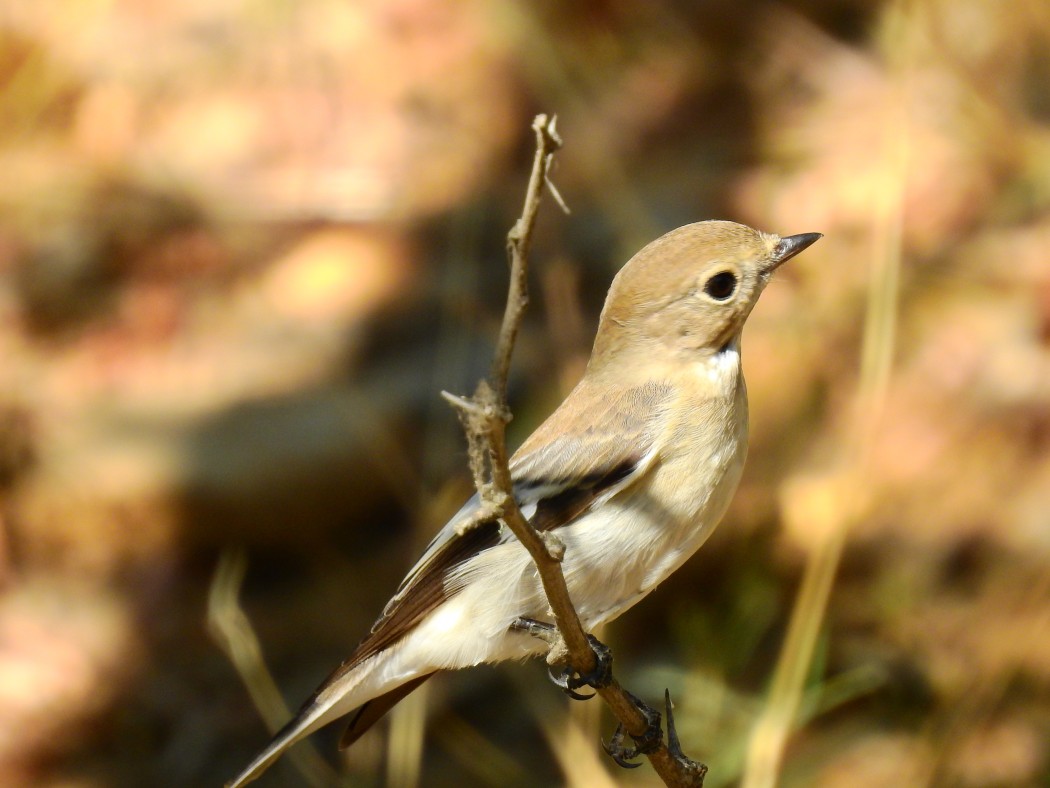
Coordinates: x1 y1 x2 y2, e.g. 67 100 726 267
769 232 822 270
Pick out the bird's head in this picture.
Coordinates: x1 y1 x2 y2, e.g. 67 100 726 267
589 220 821 368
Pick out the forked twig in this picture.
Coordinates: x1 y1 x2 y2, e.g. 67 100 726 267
443 114 705 787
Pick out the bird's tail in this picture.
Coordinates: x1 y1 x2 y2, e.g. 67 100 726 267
225 705 326 788
339 672 434 750
225 655 430 788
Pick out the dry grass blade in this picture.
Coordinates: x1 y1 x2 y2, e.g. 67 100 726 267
741 2 913 785
207 550 339 788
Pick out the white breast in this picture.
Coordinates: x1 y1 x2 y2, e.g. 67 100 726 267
397 359 750 673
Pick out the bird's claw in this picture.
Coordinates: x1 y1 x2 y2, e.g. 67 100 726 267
547 664 596 700
511 618 706 777
602 722 643 768
511 619 613 701
602 689 707 782
601 689 662 767
547 634 612 700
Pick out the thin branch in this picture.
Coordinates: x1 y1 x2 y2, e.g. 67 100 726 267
444 114 705 787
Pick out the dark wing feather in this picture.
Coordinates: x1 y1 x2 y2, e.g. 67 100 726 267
509 378 673 493
339 673 434 750
312 516 501 700
343 379 673 674
527 459 639 532
323 380 673 744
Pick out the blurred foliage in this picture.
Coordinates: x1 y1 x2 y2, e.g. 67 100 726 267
0 0 1048 786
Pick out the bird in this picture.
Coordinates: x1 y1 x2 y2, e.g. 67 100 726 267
228 220 821 786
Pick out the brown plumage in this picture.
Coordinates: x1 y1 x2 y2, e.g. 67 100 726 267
227 221 821 787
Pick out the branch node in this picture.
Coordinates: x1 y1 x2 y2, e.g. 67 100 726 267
542 531 565 561
532 113 563 150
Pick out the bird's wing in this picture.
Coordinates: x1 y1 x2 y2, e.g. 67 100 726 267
227 380 674 786
379 377 675 634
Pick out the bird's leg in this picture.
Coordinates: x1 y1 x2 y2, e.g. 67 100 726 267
510 616 559 644
510 617 613 701
512 617 706 777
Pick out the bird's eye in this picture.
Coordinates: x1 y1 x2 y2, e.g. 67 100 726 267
703 271 737 301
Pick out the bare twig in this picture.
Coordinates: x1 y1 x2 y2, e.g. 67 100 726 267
444 113 705 787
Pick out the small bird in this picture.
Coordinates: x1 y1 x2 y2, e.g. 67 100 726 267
228 220 821 786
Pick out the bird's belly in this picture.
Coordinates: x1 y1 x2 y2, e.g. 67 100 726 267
560 455 744 627
412 445 746 672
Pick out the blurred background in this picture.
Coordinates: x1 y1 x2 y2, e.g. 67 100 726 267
1 0 1048 786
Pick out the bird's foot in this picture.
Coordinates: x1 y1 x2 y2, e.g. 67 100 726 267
602 689 662 767
602 689 707 781
510 618 612 701
547 635 612 700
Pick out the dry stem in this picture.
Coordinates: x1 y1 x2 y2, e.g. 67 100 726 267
443 114 705 787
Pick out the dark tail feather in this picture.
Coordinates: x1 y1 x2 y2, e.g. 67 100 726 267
339 673 436 750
